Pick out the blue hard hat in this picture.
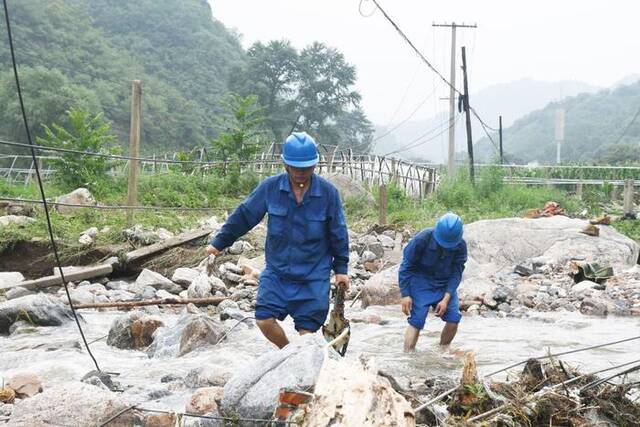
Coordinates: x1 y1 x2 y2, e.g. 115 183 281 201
433 212 463 249
281 132 319 168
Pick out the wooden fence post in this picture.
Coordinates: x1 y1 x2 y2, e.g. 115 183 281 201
623 179 635 217
576 181 583 200
126 80 142 226
379 183 387 225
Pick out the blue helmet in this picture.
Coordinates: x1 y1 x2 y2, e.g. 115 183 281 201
281 132 319 168
433 212 463 249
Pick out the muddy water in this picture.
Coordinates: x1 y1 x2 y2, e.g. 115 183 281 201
1 304 639 412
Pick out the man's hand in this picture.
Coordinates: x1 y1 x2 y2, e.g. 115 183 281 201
401 296 412 315
205 245 220 256
434 293 451 317
335 274 349 290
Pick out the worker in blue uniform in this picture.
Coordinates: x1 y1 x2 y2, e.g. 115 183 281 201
205 132 349 348
399 213 468 351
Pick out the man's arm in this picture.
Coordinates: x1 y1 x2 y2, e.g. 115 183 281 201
209 182 269 253
398 234 423 297
328 189 349 285
445 241 468 296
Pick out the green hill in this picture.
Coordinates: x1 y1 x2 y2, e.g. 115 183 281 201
475 82 640 164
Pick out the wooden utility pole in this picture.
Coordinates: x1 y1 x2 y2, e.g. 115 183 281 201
499 115 504 164
433 22 476 178
461 47 474 184
126 80 142 225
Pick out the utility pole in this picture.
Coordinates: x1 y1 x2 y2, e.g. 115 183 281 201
555 108 565 164
433 22 476 177
461 46 474 184
499 115 503 164
126 80 142 225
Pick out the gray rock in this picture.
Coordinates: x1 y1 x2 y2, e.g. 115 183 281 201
9 320 38 335
156 289 179 300
172 268 201 286
148 311 225 358
55 188 96 214
210 277 228 294
325 173 375 202
367 242 385 259
361 265 401 308
229 240 253 255
0 215 36 227
141 286 157 300
217 299 240 312
68 288 96 305
580 297 609 316
571 280 599 296
0 403 12 417
135 269 182 294
105 280 127 290
378 235 395 248
81 370 119 392
482 294 498 309
188 275 213 299
360 250 377 263
106 289 136 301
491 286 511 302
0 272 24 288
222 334 332 420
10 382 142 426
185 367 232 388
107 311 164 349
0 294 77 334
5 286 32 300
497 303 512 313
78 233 94 246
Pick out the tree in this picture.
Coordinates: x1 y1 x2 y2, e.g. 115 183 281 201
37 108 119 193
210 94 267 175
334 107 375 153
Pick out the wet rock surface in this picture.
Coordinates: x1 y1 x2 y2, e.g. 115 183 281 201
0 294 77 334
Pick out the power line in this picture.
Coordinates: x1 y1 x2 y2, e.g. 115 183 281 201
611 104 640 146
383 115 459 156
2 0 101 371
0 197 235 212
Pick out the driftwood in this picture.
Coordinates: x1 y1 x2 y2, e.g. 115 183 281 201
74 296 229 310
124 228 212 264
0 264 113 291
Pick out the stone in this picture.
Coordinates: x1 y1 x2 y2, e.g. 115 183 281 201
186 387 224 415
361 265 401 308
360 250 377 263
9 382 142 426
482 294 498 309
106 311 164 349
5 287 31 300
156 289 179 300
325 173 375 202
367 242 385 259
81 370 119 392
217 299 239 312
0 272 24 288
378 234 395 248
146 413 177 427
209 277 227 294
81 227 99 238
9 320 38 335
172 268 201 286
491 286 510 302
185 368 232 388
571 280 599 296
187 275 213 299
222 334 332 420
363 260 383 273
0 215 36 228
68 288 96 305
107 289 136 301
122 225 167 245
0 294 76 334
148 311 225 358
78 234 94 246
55 188 96 214
580 297 609 316
135 269 182 294
497 303 512 313
106 280 127 290
7 374 43 398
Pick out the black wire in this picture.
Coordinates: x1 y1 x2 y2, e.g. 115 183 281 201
383 115 459 156
2 0 101 372
611 104 640 146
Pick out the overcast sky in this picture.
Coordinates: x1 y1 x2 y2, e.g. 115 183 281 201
213 0 640 125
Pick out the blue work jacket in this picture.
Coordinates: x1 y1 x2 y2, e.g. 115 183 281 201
211 173 349 282
398 228 468 297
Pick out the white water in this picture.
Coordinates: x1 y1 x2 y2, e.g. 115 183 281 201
1 305 639 412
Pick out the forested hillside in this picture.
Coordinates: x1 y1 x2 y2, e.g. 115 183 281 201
0 0 372 153
475 82 640 164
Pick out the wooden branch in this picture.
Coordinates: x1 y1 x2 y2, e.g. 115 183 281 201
124 227 212 264
2 264 114 291
74 296 229 309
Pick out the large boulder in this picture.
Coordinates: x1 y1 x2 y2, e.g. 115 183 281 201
464 216 639 274
221 334 331 421
147 308 225 358
0 215 35 228
186 387 224 415
325 173 375 203
0 294 76 334
361 265 401 308
6 374 43 398
9 382 143 426
55 188 96 214
0 272 24 288
107 311 164 349
172 268 201 287
187 275 213 299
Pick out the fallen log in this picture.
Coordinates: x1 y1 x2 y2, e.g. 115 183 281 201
74 296 229 310
0 264 113 291
124 228 212 264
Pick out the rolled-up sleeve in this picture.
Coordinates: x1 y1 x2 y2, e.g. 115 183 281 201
328 189 349 275
446 241 468 295
211 182 268 251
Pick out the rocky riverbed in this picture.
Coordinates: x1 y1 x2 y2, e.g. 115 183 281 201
1 214 640 425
